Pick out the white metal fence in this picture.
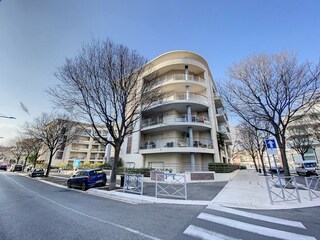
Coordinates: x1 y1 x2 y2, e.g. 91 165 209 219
305 176 320 201
265 176 301 205
155 173 187 200
123 174 144 195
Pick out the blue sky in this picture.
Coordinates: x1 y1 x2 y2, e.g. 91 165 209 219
0 0 320 145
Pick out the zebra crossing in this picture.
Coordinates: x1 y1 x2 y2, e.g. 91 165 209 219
183 204 317 240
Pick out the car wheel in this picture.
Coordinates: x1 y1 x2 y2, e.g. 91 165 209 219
101 181 106 187
67 180 71 188
81 182 87 191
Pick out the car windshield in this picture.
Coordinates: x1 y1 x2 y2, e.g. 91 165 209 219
89 169 104 176
304 162 317 168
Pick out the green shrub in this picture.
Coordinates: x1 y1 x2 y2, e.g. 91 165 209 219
208 163 239 173
239 165 247 170
116 167 152 177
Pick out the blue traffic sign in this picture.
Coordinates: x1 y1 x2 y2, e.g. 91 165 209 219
265 139 277 149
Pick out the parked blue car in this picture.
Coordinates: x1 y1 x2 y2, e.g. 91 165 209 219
67 169 107 191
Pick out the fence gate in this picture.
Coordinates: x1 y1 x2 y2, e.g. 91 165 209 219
305 176 320 201
123 174 144 195
265 176 301 205
155 173 187 200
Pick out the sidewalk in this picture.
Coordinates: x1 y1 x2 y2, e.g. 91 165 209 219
22 170 320 209
209 170 320 210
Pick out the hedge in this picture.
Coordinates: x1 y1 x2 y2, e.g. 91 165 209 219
208 163 240 173
116 167 152 177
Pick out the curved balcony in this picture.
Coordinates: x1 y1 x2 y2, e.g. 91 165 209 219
159 74 206 86
139 137 214 154
149 92 209 112
141 115 211 132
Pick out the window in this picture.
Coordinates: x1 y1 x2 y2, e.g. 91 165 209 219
55 151 63 159
125 162 135 168
126 136 132 154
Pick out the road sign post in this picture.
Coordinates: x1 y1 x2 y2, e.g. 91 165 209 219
265 139 279 177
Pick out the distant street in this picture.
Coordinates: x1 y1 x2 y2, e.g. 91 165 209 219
1 172 319 240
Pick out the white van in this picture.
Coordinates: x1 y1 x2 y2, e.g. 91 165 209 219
295 160 318 176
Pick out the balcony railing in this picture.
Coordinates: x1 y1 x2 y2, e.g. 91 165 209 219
140 138 213 150
71 148 89 151
141 115 210 128
153 92 208 106
158 74 205 85
218 124 230 133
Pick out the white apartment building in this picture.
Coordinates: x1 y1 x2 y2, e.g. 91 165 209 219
40 123 113 166
287 101 320 163
121 51 232 172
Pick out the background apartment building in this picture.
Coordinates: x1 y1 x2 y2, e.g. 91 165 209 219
40 123 113 167
121 51 232 172
287 101 320 163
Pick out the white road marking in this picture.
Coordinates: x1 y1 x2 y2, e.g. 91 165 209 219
7 176 161 240
207 204 306 229
198 213 316 240
184 225 242 240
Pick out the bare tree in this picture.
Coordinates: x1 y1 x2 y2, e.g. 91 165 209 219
287 124 314 160
20 138 34 170
20 136 43 169
236 121 270 175
10 139 25 165
49 38 162 189
25 113 75 177
221 52 320 176
236 123 259 172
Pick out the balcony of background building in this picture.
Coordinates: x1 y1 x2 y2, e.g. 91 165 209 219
216 108 228 123
74 131 92 136
70 147 89 152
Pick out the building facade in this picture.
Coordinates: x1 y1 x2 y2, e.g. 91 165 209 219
287 101 320 163
39 123 113 167
121 51 232 172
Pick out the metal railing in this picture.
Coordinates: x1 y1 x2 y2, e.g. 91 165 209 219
265 176 301 205
153 92 208 106
159 74 205 85
123 174 144 195
155 173 187 199
141 115 210 128
305 176 320 201
140 138 213 150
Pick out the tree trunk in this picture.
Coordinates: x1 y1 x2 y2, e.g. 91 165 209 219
276 135 291 177
252 158 258 172
23 154 30 171
259 153 267 176
109 145 121 190
45 151 54 177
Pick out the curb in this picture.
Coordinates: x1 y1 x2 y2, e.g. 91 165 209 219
20 173 210 206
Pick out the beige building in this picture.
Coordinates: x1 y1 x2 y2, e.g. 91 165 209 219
121 51 232 172
40 123 113 166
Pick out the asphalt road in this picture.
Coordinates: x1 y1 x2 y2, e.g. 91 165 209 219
2 171 320 240
0 172 204 240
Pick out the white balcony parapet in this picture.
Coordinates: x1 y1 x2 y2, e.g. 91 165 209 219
158 74 205 85
140 138 213 150
153 92 208 106
141 114 211 129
